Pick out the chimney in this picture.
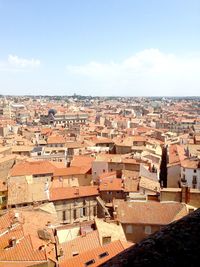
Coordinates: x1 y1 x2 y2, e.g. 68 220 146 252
185 186 190 204
181 185 190 204
46 221 51 227
81 231 86 237
13 212 19 223
75 188 79 195
113 211 117 220
9 237 17 247
58 248 64 258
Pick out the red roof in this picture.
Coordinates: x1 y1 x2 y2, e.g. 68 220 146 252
60 240 132 267
60 230 100 260
10 160 57 176
53 166 90 177
47 135 65 144
0 212 13 235
41 128 52 135
50 186 99 201
116 201 187 225
99 178 123 192
70 155 95 168
0 227 46 262
168 144 186 165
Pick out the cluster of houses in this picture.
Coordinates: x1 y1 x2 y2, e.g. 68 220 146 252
0 96 200 266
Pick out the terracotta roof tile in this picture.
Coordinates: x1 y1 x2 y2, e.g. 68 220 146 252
99 178 123 192
0 231 46 262
116 201 188 225
181 159 200 169
50 186 99 201
60 230 100 260
139 177 160 192
10 160 57 176
168 144 186 165
47 135 65 144
60 240 132 267
53 166 90 177
70 155 95 168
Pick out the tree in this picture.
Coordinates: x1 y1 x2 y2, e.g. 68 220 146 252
159 146 168 188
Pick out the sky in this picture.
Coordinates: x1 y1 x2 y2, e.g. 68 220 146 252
0 0 200 96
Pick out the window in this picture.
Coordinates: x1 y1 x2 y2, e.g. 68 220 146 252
73 209 77 220
192 176 197 184
99 252 109 259
85 259 95 266
126 225 133 234
183 168 185 172
145 226 152 234
83 207 86 216
62 211 66 221
194 169 197 173
93 206 96 216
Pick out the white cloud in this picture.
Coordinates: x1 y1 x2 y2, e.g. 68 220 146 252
8 54 40 68
0 54 41 71
66 49 200 96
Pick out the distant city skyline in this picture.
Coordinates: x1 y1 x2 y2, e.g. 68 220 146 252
0 0 200 96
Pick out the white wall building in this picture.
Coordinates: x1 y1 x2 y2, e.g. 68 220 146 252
181 159 200 189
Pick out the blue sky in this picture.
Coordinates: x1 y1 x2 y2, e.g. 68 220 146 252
0 0 200 96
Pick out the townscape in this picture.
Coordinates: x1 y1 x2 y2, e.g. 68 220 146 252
0 95 200 267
